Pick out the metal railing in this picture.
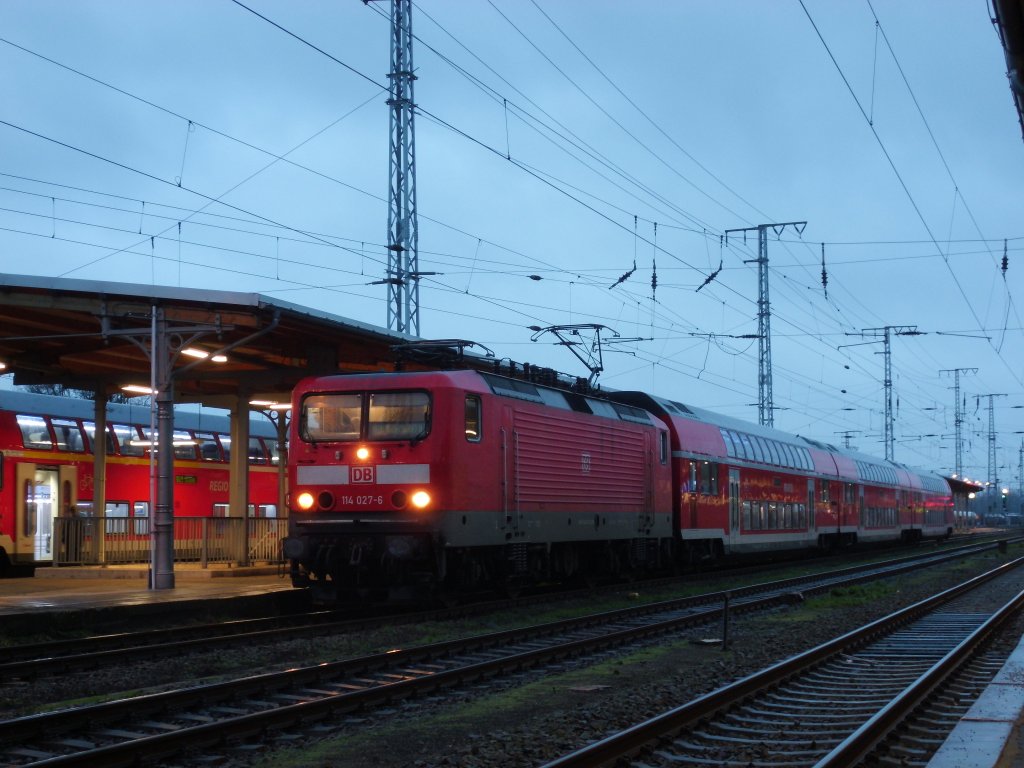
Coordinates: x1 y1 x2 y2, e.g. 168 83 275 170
52 515 287 567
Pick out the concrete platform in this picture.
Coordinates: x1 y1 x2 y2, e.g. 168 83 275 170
0 564 309 634
928 632 1024 767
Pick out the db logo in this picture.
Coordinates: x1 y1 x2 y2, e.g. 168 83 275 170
352 466 375 484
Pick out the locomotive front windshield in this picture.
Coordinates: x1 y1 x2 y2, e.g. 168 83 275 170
301 390 430 442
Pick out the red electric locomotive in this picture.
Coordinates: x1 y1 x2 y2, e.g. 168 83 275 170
0 389 282 572
283 369 953 601
284 370 674 600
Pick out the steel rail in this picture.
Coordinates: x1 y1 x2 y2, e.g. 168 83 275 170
1 539 1006 681
814 581 1024 766
540 555 1024 768
0 543 1015 766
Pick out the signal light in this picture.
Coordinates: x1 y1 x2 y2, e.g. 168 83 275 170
411 491 431 509
296 492 315 511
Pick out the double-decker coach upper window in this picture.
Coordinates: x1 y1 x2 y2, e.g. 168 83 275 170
51 418 86 452
83 422 116 454
368 392 430 441
17 414 52 450
112 424 144 457
302 393 362 441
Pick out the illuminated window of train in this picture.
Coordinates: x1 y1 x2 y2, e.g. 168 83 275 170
82 422 116 454
213 503 228 517
302 393 362 441
266 438 281 465
51 418 86 452
133 502 149 535
699 462 719 495
22 478 37 535
113 424 144 457
368 392 430 441
17 414 52 449
248 437 267 464
104 501 129 534
465 395 482 442
258 504 277 518
173 431 197 460
195 432 220 461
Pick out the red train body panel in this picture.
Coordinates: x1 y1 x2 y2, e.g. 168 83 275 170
0 389 281 570
284 370 954 600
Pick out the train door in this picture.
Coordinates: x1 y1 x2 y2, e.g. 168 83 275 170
727 468 740 548
500 407 520 535
807 479 816 532
687 461 698 528
640 432 653 533
15 464 77 562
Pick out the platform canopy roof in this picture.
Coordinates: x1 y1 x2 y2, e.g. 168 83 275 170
0 273 444 409
993 0 1024 141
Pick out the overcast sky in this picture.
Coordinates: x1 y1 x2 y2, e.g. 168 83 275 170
0 0 1021 487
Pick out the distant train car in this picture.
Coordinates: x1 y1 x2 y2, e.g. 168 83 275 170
283 369 953 601
0 389 282 572
610 392 953 561
284 370 673 600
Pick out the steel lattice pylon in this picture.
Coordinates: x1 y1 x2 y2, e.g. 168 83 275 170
385 0 419 336
725 221 805 427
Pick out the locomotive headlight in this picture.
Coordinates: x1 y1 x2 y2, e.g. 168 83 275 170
356 446 370 461
411 490 431 509
296 492 315 511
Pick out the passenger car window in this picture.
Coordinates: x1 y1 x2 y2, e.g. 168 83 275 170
17 414 52 450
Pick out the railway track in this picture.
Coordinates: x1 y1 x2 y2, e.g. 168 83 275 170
541 556 1024 768
0 541 1014 766
0 539 1007 682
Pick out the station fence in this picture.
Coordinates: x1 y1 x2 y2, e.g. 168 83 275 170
52 515 287 568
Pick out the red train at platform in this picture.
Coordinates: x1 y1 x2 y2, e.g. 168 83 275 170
0 389 282 572
283 368 954 601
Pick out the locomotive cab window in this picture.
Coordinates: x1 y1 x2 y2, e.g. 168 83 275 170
302 391 431 442
368 391 430 441
302 393 362 441
465 395 482 442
